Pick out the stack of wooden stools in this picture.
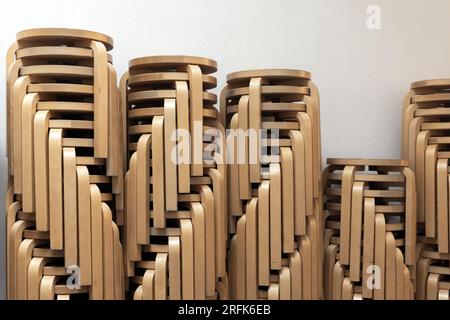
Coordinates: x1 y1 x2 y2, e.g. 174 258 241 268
323 159 416 300
402 79 450 300
121 56 228 300
5 28 124 300
222 69 323 299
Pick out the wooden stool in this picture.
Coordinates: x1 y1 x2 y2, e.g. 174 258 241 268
402 79 450 300
223 69 323 300
6 28 123 300
323 159 416 300
121 56 228 300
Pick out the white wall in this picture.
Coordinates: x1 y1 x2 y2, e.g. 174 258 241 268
1 0 450 299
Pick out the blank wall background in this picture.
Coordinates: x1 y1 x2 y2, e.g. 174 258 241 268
1 0 450 299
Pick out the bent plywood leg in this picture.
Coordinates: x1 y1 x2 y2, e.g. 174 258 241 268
90 185 103 299
34 110 51 231
77 166 92 285
164 99 178 211
90 40 108 158
270 163 282 270
245 198 258 299
21 93 39 212
362 197 375 299
168 236 181 300
425 144 438 237
340 165 357 265
152 116 166 228
191 202 206 299
249 77 262 183
63 147 78 267
436 159 449 253
289 130 306 236
102 203 114 299
28 257 48 300
258 181 270 286
349 182 364 282
180 219 194 299
136 134 151 244
187 64 203 176
279 267 291 300
175 81 191 193
49 129 63 249
280 147 295 253
374 214 386 300
155 253 168 300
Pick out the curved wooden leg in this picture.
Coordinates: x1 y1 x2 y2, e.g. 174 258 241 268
49 128 63 249
341 277 353 300
425 144 438 237
362 197 375 299
236 215 246 299
281 147 295 253
136 134 151 244
415 129 430 223
403 167 417 264
102 203 114 299
289 130 306 236
270 163 281 270
238 96 251 200
168 236 181 300
289 251 302 300
187 64 203 176
112 223 124 300
191 202 206 299
164 98 178 211
152 116 166 228
350 182 364 282
155 253 168 300
180 219 194 299
34 110 51 231
13 76 31 194
63 147 78 267
385 232 396 299
332 261 344 300
133 285 143 300
245 198 258 299
340 165 357 265
427 274 441 300
208 168 226 278
248 77 262 183
268 283 279 300
374 213 386 300
27 257 48 300
324 244 338 299
296 112 314 215
279 267 291 300
77 166 92 285
193 185 216 296
40 275 57 300
128 154 141 260
90 185 103 299
90 40 108 158
416 258 432 299
17 239 44 299
21 93 39 213
299 235 312 299
175 81 190 193
395 248 405 300
142 269 155 300
9 220 34 299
